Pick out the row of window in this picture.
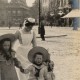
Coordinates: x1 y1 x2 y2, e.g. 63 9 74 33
8 10 22 15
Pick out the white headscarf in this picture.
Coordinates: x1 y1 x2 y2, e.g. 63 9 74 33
22 17 35 29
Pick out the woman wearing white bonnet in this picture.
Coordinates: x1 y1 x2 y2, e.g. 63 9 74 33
13 17 37 80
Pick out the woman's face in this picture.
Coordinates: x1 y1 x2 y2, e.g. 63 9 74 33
34 54 43 65
25 25 33 31
2 41 11 51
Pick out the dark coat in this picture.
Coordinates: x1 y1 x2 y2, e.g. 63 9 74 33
40 21 45 35
0 51 19 80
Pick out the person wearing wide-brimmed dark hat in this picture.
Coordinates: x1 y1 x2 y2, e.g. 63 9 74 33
0 33 22 80
20 46 50 80
13 17 37 80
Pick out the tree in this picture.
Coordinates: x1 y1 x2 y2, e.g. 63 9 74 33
29 0 39 19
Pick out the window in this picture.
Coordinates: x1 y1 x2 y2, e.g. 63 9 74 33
17 10 21 15
13 10 16 15
8 11 11 14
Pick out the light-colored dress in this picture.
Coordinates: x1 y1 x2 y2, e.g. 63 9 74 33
14 30 34 65
13 29 36 80
24 64 48 80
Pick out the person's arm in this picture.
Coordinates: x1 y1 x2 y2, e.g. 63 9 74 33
44 66 48 80
13 58 22 68
11 51 22 68
20 65 32 74
32 31 37 47
15 30 23 44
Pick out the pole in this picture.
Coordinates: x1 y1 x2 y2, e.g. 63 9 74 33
38 0 41 34
72 0 79 30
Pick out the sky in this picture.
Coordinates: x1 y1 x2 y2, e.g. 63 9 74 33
26 0 35 7
8 0 35 7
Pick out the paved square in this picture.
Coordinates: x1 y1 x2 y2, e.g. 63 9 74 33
0 26 80 80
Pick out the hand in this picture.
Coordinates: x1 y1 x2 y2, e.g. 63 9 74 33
20 66 24 73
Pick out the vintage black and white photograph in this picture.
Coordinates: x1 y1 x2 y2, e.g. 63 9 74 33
0 0 80 80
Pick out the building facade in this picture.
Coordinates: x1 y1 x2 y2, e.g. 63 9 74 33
0 0 8 26
0 0 28 26
0 0 8 3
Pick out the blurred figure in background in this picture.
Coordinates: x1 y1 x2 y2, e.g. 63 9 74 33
19 23 23 29
40 19 45 41
8 22 12 29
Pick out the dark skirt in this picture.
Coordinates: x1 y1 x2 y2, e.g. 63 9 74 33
0 61 18 80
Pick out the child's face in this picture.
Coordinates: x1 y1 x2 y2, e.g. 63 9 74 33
34 54 43 65
3 41 10 51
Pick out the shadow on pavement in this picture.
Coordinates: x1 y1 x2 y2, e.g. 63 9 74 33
0 29 17 30
36 35 67 38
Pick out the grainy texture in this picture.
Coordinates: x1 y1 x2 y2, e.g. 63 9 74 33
0 26 80 80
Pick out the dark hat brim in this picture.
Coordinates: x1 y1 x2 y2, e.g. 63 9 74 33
25 22 35 26
28 46 50 63
24 17 35 26
0 33 16 42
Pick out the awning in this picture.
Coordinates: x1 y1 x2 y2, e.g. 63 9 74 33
62 9 80 18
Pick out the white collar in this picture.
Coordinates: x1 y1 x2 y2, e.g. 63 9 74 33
32 64 45 69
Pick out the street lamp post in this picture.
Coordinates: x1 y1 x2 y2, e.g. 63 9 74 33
38 0 41 34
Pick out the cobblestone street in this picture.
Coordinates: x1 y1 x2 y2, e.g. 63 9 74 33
0 26 80 80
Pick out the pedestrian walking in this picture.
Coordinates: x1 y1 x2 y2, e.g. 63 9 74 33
8 22 12 29
13 17 37 80
19 23 23 29
0 34 22 80
50 22 53 28
20 46 50 80
40 20 45 41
